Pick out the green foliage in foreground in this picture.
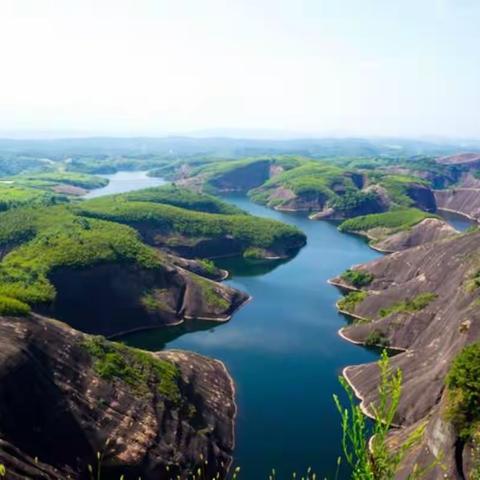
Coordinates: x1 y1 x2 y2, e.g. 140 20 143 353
446 342 480 440
123 184 245 215
83 336 181 403
334 351 431 479
341 269 374 288
378 293 437 318
338 291 368 314
0 352 436 480
339 208 435 234
77 196 305 252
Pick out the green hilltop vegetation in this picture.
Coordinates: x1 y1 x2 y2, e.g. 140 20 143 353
123 184 245 215
0 182 67 211
0 171 109 213
15 171 109 190
188 156 306 193
76 191 305 254
0 185 304 315
339 208 436 235
249 161 355 203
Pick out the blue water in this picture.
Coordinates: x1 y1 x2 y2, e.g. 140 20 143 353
122 195 382 479
437 209 475 232
84 170 166 198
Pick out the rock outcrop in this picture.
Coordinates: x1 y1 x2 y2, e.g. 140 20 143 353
44 262 248 337
0 314 236 480
404 182 436 212
436 152 480 166
435 188 480 222
372 218 457 253
333 231 480 478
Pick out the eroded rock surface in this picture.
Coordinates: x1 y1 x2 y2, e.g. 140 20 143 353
44 262 248 337
373 218 457 253
333 231 480 478
435 188 480 222
0 315 236 480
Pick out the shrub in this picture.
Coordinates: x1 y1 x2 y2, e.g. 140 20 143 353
365 330 390 347
446 342 480 440
0 295 31 316
379 293 437 318
82 336 181 403
341 269 374 288
338 291 367 314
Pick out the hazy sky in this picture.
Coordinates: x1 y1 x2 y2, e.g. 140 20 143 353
1 0 480 138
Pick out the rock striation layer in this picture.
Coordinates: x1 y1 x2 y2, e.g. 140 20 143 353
333 231 480 478
0 314 236 480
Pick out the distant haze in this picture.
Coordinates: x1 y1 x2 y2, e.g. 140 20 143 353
1 0 480 139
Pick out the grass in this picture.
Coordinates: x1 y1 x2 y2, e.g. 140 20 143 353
378 292 437 318
82 336 181 403
339 208 435 234
340 269 374 288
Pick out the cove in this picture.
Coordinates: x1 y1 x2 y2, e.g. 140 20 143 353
84 170 166 198
120 193 381 479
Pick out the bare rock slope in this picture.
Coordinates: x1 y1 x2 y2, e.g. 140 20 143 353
373 217 458 253
0 314 235 479
435 188 480 222
332 231 480 478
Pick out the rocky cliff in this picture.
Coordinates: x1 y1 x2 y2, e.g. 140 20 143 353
45 261 248 337
372 218 457 253
0 314 236 480
332 231 480 478
435 188 480 222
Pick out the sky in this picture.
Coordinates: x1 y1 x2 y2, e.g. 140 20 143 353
1 0 480 139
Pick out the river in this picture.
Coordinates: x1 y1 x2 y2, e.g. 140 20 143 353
88 172 385 478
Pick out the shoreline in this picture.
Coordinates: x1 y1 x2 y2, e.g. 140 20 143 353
436 206 479 223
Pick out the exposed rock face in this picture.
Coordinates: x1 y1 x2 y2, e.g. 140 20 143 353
405 182 436 212
333 231 480 478
436 152 480 166
373 218 457 253
274 188 328 212
209 160 272 193
134 223 305 261
45 262 248 337
0 315 236 480
435 188 480 221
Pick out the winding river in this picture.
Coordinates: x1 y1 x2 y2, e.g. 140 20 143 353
88 172 383 478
